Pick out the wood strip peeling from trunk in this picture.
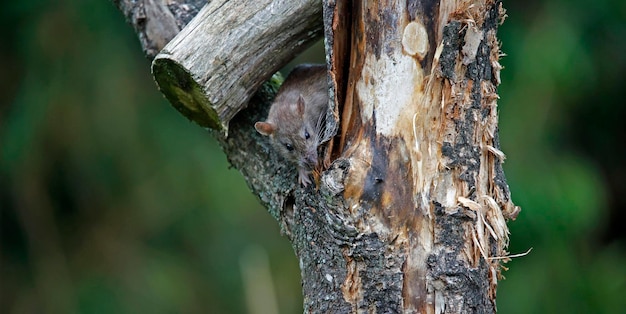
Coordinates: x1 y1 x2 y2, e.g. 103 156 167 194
306 0 520 312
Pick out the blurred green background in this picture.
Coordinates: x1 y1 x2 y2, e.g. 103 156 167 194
1 0 625 313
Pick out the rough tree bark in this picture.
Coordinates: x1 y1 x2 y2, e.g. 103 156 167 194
114 0 519 313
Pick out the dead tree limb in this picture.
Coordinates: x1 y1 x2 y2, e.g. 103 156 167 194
152 0 324 132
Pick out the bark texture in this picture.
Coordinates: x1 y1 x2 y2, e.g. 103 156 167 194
315 1 519 312
114 0 206 59
115 0 519 312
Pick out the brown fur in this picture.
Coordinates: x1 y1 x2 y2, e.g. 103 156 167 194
254 64 328 186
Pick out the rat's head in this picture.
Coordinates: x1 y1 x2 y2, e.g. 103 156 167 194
254 95 308 164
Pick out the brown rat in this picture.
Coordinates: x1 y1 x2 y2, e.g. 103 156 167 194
254 64 328 186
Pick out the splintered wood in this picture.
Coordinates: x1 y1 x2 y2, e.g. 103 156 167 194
316 0 520 312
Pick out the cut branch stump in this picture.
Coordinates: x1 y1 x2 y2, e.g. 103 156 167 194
151 0 324 133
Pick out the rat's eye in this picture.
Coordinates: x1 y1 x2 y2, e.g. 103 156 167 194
284 143 294 151
304 130 310 140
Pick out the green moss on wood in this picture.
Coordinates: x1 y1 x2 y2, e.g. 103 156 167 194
152 58 222 130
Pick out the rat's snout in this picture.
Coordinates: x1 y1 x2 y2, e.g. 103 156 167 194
304 150 318 168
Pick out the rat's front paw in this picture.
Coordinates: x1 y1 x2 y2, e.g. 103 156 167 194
298 168 312 187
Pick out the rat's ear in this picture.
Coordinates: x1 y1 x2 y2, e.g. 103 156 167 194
254 121 275 136
297 95 305 116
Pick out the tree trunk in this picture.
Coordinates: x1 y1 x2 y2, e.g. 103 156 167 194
114 0 519 313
